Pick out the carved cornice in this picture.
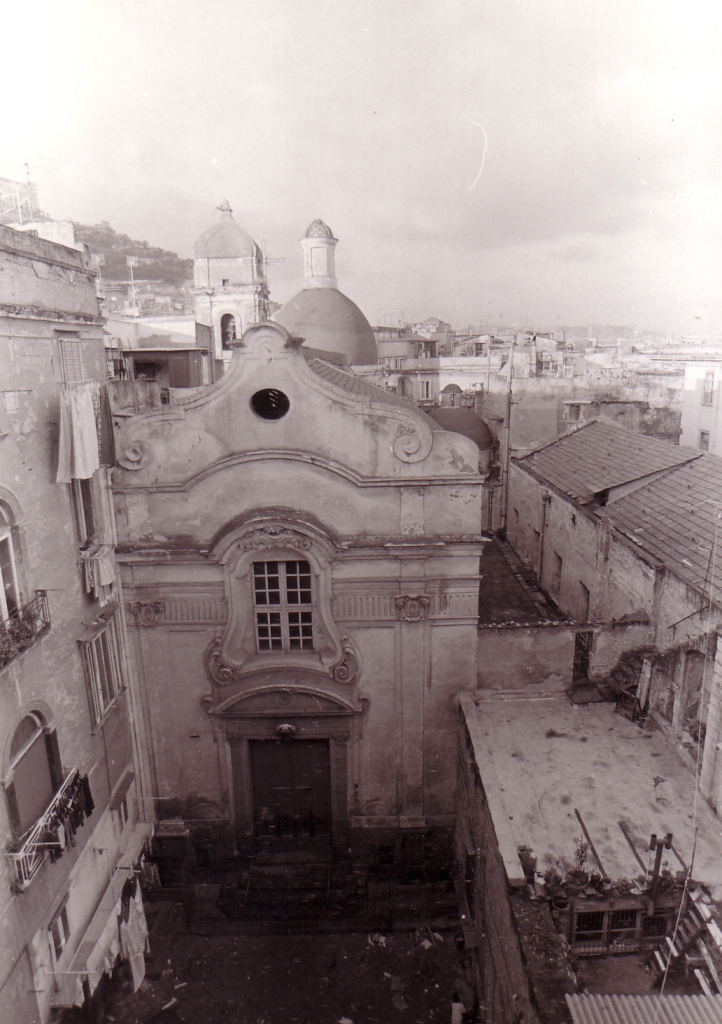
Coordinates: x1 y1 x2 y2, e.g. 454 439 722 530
118 439 154 471
395 595 430 622
332 591 478 621
392 422 432 464
129 600 165 627
206 684 363 718
239 525 311 552
331 635 359 684
129 592 228 626
204 636 236 685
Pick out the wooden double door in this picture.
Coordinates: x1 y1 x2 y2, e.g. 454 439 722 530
249 739 332 839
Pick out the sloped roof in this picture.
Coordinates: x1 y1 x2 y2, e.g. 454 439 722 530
308 359 442 424
426 407 494 449
566 993 722 1024
601 453 722 601
519 420 697 503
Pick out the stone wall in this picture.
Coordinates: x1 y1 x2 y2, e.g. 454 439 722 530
456 701 573 1023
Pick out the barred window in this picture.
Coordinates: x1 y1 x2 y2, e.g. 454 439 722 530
58 335 85 384
253 560 313 653
79 608 125 724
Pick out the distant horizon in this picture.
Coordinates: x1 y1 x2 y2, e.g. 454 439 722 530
3 1 722 333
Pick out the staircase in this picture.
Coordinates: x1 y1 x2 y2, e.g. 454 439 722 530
650 896 722 994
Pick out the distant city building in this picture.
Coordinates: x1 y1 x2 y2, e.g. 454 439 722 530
680 361 721 454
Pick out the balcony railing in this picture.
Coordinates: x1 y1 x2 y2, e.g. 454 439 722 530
7 768 77 890
0 591 50 672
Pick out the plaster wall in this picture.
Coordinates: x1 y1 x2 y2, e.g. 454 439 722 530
0 226 98 317
113 323 484 844
0 235 143 1023
476 626 576 692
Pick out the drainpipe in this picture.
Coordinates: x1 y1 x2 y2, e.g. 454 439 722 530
537 491 551 585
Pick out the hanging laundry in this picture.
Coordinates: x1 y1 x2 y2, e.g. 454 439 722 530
56 385 100 483
81 773 95 815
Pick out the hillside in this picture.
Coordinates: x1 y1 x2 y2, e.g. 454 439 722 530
73 221 192 286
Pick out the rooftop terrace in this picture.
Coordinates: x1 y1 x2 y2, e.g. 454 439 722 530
460 693 722 898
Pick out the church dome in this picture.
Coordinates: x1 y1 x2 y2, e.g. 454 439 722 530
305 219 336 239
275 288 378 365
193 201 261 260
426 407 494 450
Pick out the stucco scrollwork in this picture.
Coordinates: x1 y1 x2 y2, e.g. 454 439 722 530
130 600 165 627
395 595 430 622
118 439 153 471
392 422 432 464
204 636 236 685
332 635 359 684
239 525 312 552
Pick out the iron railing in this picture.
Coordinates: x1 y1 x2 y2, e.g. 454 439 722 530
7 769 77 890
0 590 50 672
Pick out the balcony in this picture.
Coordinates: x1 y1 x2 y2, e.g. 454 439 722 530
0 591 50 673
8 768 77 890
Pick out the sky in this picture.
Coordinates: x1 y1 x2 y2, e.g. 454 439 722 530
2 0 722 331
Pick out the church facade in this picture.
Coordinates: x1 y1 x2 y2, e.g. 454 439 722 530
112 319 484 857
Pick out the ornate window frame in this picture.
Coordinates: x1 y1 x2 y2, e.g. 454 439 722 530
208 516 355 684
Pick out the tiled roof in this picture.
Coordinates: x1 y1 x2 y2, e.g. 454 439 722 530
567 994 722 1024
308 359 438 419
601 453 722 601
519 420 697 503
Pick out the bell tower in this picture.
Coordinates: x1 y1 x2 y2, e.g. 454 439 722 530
193 201 269 369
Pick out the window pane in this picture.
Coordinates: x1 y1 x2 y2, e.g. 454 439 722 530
253 562 280 605
288 610 313 650
95 632 114 707
285 561 312 605
256 611 283 651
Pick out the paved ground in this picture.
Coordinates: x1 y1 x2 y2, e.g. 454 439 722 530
106 924 474 1024
477 538 562 624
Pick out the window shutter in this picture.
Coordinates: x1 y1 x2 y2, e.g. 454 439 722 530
4 781 21 835
45 729 63 794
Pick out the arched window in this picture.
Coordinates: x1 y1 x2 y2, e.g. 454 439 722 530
0 505 19 620
5 713 62 835
221 314 238 350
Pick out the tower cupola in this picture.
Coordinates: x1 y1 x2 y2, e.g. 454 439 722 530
300 219 338 290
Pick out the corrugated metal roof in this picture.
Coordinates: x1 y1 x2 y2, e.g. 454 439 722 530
602 453 722 603
519 420 697 503
567 993 722 1024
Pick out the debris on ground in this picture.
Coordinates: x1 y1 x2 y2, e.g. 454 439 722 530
98 926 471 1024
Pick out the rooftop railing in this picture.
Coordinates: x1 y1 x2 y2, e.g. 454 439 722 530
0 590 50 673
7 768 77 890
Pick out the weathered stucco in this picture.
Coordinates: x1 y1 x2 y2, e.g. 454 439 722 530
0 226 146 1024
113 322 485 852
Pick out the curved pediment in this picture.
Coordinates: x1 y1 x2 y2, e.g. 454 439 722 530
208 685 363 718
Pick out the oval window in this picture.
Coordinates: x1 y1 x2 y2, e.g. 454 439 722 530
250 388 290 420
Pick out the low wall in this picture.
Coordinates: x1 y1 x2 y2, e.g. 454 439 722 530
477 624 576 692
588 622 655 681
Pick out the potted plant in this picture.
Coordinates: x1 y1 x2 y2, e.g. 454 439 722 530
543 864 563 895
0 624 19 666
8 612 35 651
565 837 589 894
